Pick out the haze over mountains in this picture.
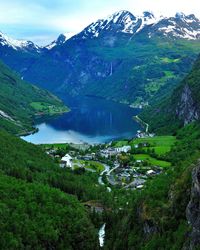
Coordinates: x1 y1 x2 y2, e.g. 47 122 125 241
0 10 200 106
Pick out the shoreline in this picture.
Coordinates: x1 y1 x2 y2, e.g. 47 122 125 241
21 97 144 145
134 115 149 133
18 109 70 137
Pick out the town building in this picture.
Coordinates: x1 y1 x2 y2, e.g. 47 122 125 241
61 154 73 168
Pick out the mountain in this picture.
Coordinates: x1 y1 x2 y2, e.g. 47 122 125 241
0 32 41 81
140 54 200 134
0 60 67 134
0 32 40 52
45 33 73 50
0 11 200 105
69 11 200 41
101 53 200 249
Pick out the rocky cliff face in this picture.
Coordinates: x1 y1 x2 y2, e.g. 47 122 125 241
176 84 199 125
186 162 200 249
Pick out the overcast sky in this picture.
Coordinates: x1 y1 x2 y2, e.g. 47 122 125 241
0 0 200 45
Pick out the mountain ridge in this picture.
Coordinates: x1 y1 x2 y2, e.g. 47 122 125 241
0 10 200 105
1 11 199 50
47 10 200 47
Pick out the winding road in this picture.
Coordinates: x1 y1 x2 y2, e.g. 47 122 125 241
98 164 110 186
98 163 120 187
135 115 149 133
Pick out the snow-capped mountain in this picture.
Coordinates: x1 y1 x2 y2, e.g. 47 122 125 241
43 11 200 50
149 12 200 40
77 10 160 38
0 32 40 52
45 33 74 50
0 10 200 106
68 10 200 41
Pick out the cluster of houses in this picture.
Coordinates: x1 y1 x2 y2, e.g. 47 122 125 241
46 141 163 190
59 145 132 169
100 145 131 158
111 162 161 189
136 130 155 138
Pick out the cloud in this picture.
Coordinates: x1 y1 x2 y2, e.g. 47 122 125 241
0 0 199 45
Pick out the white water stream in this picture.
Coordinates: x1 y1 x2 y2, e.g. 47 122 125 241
99 223 106 247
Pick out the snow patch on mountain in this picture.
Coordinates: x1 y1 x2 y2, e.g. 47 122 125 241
75 10 200 41
45 33 75 50
156 14 200 40
0 32 40 51
135 11 161 33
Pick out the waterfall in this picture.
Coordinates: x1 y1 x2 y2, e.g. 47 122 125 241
99 223 106 247
110 62 113 76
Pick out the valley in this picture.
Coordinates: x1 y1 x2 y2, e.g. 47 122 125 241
41 135 175 190
0 12 200 107
0 5 200 250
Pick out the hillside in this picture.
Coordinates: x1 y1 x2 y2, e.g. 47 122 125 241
0 60 68 134
104 122 200 249
0 11 200 106
141 54 200 134
102 56 200 249
0 130 98 249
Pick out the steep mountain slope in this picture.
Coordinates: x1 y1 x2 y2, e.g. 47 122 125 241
105 122 200 249
104 56 200 250
0 60 67 134
141 54 200 134
0 130 98 249
0 31 41 75
0 11 200 105
70 11 200 41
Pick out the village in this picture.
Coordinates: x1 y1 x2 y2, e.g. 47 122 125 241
44 130 173 191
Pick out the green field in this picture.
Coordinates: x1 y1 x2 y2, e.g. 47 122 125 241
131 136 176 155
145 71 175 94
84 161 104 173
114 140 129 147
30 102 69 115
134 154 171 168
73 159 104 173
161 57 180 63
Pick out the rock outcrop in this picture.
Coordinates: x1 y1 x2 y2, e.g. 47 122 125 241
176 84 199 125
186 162 200 249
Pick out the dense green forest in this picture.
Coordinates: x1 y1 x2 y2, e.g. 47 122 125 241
103 55 200 249
0 60 67 135
0 130 99 249
103 121 200 249
1 120 200 249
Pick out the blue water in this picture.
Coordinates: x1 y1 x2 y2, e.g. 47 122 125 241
22 95 141 144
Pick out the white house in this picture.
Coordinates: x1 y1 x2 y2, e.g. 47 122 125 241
61 154 73 168
115 146 131 153
146 170 156 176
